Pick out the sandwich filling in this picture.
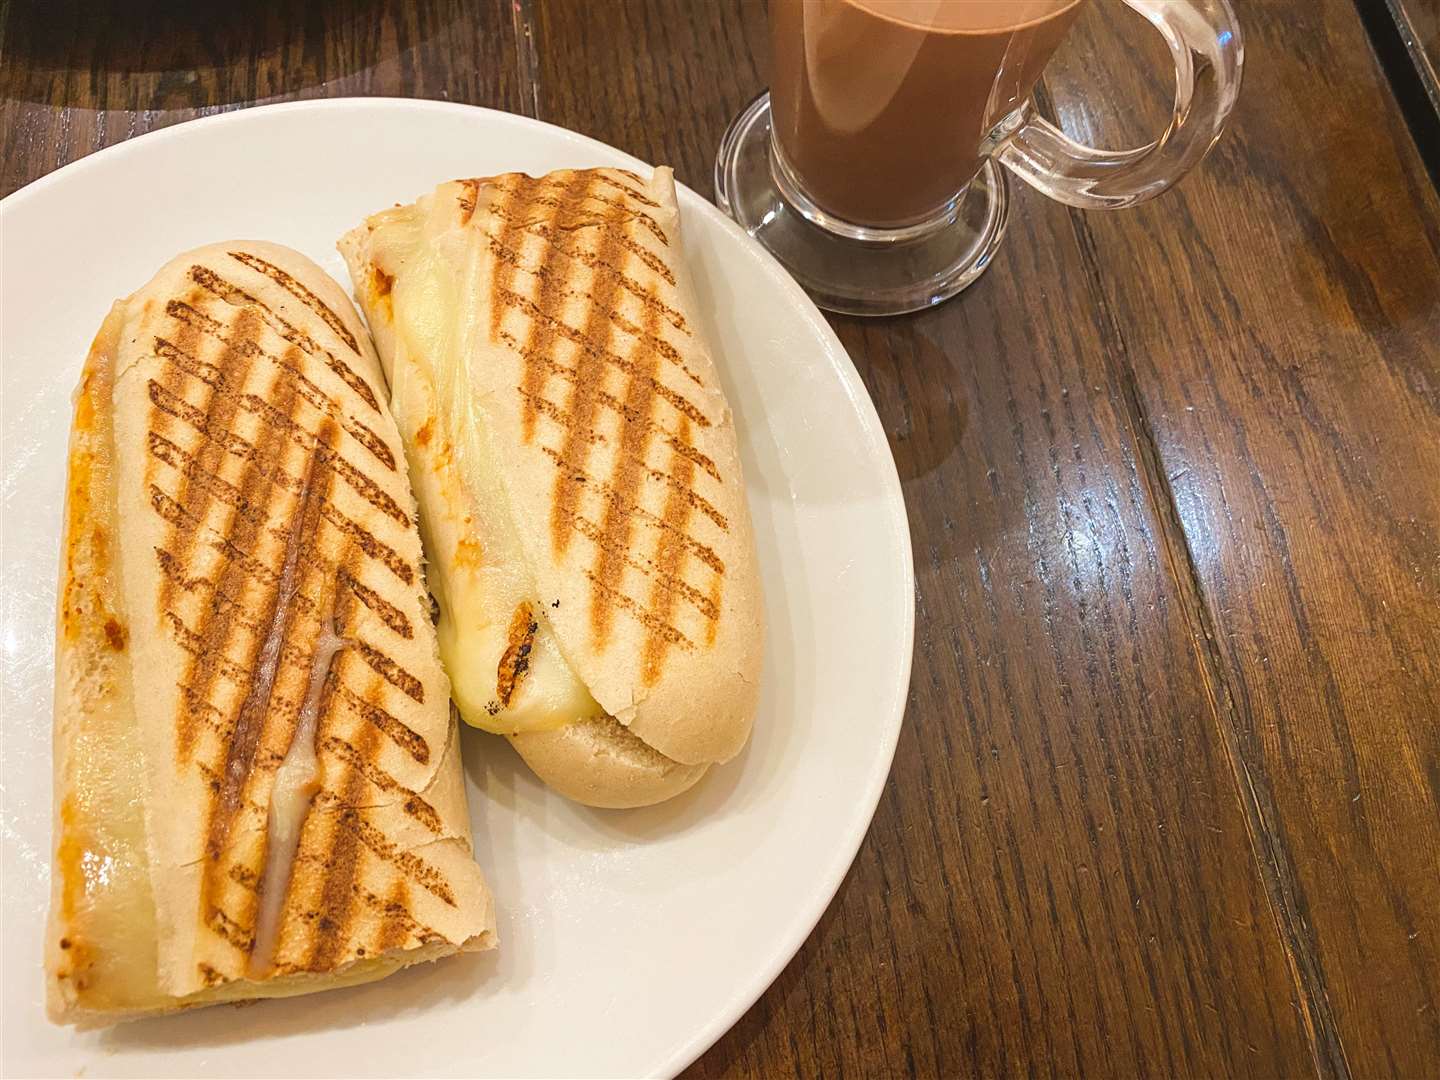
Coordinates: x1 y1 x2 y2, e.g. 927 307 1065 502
363 209 602 735
250 608 340 978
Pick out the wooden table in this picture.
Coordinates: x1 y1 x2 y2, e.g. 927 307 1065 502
4 1 1437 1075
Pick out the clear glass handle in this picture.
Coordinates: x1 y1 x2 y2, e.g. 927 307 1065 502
997 0 1244 209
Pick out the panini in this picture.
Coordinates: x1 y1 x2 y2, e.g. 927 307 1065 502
339 167 764 808
47 242 494 1026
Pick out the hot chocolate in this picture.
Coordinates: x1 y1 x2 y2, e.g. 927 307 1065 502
769 0 1085 228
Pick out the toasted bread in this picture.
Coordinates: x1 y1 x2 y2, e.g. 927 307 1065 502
340 168 763 807
47 242 494 1026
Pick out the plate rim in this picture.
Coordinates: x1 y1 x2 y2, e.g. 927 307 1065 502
0 96 916 1079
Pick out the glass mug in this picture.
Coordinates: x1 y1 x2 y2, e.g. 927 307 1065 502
715 0 1244 315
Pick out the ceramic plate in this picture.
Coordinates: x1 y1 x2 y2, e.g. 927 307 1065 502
0 98 913 1079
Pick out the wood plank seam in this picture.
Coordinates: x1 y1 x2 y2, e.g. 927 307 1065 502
1026 80 1353 1080
1359 0 1440 187
509 0 541 119
1057 196 1352 1080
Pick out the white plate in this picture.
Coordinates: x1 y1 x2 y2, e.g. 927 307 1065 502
0 98 913 1080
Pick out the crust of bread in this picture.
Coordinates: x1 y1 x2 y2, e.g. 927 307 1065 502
47 243 494 1025
508 719 708 809
339 167 763 804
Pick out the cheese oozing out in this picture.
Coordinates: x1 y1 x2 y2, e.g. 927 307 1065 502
249 615 341 977
369 208 601 735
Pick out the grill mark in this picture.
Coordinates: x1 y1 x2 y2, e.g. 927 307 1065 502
159 399 306 499
502 329 709 428
188 423 337 969
188 265 380 414
147 431 269 526
491 173 586 444
355 883 438 947
562 508 719 622
581 170 661 208
240 386 407 523
156 544 317 624
607 309 690 374
492 207 677 288
378 881 413 952
151 312 250 621
196 759 224 791
485 232 691 336
542 448 726 574
521 390 606 443
150 391 296 500
204 427 334 873
198 962 224 988
337 418 397 474
614 232 675 288
547 175 628 561
584 571 696 651
529 411 727 529
501 186 669 245
335 809 456 906
644 416 702 683
230 863 261 893
588 295 664 648
337 568 413 639
155 547 241 601
163 610 256 686
660 432 719 482
150 484 283 588
227 249 360 354
153 331 226 392
706 577 723 647
458 178 481 224
206 904 254 952
346 637 424 703
152 310 274 758
319 503 414 586
182 687 230 740
306 722 374 971
496 285 703 387
336 683 430 763
319 735 443 835
489 170 662 210
529 414 720 515
156 336 400 518
496 602 538 707
167 301 395 471
148 379 255 460
319 447 408 525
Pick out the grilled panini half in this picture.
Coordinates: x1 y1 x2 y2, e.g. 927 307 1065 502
47 242 494 1026
339 168 763 808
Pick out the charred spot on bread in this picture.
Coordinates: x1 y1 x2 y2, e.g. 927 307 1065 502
495 602 539 707
102 617 128 652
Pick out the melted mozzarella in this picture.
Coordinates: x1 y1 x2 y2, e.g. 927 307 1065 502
378 215 600 735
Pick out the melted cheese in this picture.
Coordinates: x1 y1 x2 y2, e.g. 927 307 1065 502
52 319 170 1013
250 619 340 977
375 212 600 735
55 664 168 1011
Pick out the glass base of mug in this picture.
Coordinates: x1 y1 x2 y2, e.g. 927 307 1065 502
714 92 1010 317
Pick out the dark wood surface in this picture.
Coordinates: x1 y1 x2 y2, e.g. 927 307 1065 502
3 0 1437 1076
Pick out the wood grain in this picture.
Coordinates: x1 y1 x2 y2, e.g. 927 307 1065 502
1043 0 1440 1074
3 0 1436 1075
530 2 1318 1076
0 0 527 197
